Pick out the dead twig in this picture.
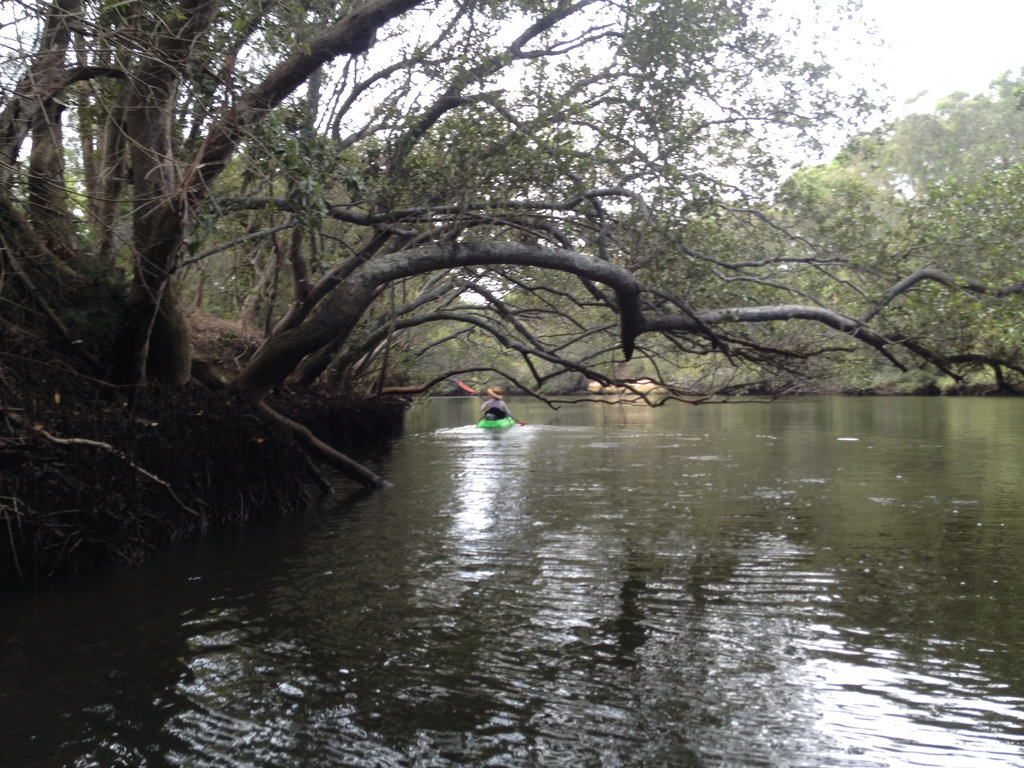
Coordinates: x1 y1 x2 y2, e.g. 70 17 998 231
32 426 201 517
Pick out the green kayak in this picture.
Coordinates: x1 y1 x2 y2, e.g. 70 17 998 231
478 416 516 429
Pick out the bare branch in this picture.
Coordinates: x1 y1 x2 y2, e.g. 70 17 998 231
859 267 992 325
33 426 200 516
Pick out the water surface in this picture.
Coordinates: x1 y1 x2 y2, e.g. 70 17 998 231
2 397 1024 767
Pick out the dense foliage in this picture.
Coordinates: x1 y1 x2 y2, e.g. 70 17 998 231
772 73 1024 392
2 0 879 396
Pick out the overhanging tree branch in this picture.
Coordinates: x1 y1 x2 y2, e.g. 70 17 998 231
229 241 645 401
859 267 993 325
185 0 424 198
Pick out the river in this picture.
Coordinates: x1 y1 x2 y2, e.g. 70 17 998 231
2 396 1024 767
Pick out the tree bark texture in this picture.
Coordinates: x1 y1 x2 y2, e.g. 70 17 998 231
0 0 82 187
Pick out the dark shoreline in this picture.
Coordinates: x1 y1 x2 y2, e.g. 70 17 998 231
0 361 407 590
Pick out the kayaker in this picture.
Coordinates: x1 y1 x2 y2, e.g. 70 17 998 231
480 387 518 423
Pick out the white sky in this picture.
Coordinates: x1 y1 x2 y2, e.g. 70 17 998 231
841 0 1024 112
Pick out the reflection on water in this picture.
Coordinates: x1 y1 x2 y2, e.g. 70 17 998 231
2 397 1024 767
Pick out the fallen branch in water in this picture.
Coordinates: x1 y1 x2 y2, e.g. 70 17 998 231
254 401 392 489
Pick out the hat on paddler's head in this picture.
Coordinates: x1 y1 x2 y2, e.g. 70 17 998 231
487 387 504 399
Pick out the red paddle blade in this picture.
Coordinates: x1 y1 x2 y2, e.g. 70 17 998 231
457 380 477 394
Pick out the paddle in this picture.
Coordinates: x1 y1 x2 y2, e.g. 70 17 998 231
457 380 527 425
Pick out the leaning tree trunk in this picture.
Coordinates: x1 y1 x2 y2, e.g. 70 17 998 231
0 0 82 187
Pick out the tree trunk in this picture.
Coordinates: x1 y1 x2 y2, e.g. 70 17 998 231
92 87 131 268
107 0 219 387
109 0 422 388
28 95 76 259
0 0 81 187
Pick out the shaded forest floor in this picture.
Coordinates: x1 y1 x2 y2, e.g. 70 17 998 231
0 309 406 589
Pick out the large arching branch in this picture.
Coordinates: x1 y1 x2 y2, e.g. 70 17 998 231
229 241 645 401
